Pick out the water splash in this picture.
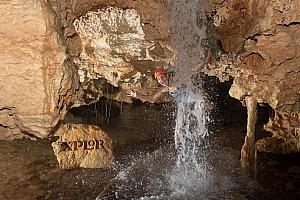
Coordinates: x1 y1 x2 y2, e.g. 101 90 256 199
167 0 213 196
96 1 259 199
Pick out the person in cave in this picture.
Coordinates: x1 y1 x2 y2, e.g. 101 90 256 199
126 67 213 152
126 68 178 103
126 68 189 149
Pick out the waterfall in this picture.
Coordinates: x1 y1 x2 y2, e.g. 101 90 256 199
97 1 257 199
167 0 213 196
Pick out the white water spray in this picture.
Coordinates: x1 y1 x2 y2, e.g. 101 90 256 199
167 0 213 195
96 1 257 199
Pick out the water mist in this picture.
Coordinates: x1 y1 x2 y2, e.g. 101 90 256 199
166 0 214 197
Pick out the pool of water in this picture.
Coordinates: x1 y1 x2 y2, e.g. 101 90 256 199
0 102 299 200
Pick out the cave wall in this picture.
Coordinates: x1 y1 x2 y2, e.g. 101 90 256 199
0 0 299 153
51 0 174 104
209 0 300 153
0 0 79 139
0 0 172 139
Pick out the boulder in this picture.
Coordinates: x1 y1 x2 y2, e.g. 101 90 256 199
0 0 79 139
52 124 114 169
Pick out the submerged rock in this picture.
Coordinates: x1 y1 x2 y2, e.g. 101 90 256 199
52 124 114 169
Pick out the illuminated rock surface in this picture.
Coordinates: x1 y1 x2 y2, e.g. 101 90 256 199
0 0 79 139
0 0 299 154
208 0 300 153
52 124 114 169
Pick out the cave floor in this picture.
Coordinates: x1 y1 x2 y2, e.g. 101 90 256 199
0 103 299 200
0 130 299 200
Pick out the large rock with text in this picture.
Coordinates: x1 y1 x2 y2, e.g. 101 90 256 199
52 124 114 169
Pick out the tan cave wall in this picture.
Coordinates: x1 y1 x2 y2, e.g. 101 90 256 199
0 0 79 139
0 0 299 153
207 0 300 153
51 0 174 105
0 0 172 139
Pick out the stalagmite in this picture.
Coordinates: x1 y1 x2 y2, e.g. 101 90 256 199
240 96 257 176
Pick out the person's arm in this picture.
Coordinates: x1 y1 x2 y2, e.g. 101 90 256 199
126 87 166 103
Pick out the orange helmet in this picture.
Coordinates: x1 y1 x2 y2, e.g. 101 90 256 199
154 68 166 79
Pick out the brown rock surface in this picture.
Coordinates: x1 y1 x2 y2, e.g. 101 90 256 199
52 124 114 169
0 0 80 139
208 0 300 153
0 0 171 139
257 112 300 153
51 0 173 105
0 0 299 152
240 97 257 175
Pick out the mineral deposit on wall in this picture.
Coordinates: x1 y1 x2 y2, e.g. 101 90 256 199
209 0 300 153
0 1 173 139
73 6 174 104
73 7 145 86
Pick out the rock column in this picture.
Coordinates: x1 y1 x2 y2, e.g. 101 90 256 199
241 96 257 176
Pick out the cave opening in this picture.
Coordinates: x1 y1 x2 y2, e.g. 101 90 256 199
64 97 176 155
59 73 285 198
201 75 273 149
64 74 275 153
61 75 273 176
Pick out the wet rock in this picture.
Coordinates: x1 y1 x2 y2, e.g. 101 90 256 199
264 112 300 153
200 53 241 82
240 97 257 175
72 6 174 104
208 0 300 153
52 124 114 169
266 160 279 167
274 172 287 179
256 137 283 153
256 113 300 154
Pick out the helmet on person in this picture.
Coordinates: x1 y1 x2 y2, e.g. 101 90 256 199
154 68 166 79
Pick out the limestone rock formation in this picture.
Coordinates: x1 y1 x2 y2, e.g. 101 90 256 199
52 124 114 169
0 0 299 154
256 112 300 153
73 7 145 86
0 0 171 139
72 6 174 104
208 0 300 153
50 0 174 105
0 0 79 139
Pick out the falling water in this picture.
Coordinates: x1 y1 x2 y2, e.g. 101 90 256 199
166 0 213 196
95 1 259 199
